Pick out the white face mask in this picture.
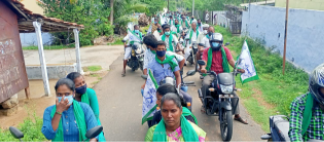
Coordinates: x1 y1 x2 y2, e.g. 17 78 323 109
203 30 208 35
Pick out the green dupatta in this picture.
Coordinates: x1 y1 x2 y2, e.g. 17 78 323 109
129 30 143 45
50 100 87 141
155 54 177 71
182 107 198 124
206 47 230 73
161 34 174 52
152 115 199 141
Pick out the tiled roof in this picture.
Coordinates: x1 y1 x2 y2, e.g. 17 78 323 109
6 0 84 33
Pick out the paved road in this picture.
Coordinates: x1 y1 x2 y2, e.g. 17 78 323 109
95 55 265 141
23 45 124 70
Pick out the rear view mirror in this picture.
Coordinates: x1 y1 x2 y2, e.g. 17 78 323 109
9 126 24 139
186 70 196 76
197 60 205 65
141 75 148 79
86 126 103 139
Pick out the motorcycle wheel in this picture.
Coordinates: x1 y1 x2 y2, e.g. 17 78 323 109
139 61 143 71
220 110 233 141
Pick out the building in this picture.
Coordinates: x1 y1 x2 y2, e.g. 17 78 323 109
19 0 44 15
275 0 324 11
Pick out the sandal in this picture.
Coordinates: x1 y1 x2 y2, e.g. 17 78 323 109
121 71 126 77
234 116 248 124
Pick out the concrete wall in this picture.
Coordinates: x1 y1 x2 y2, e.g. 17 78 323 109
20 0 44 15
26 64 77 79
276 0 324 11
241 5 324 72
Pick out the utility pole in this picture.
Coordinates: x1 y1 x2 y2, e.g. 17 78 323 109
168 0 170 12
192 0 195 16
283 0 289 75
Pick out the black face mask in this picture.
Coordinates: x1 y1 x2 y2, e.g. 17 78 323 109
208 32 213 36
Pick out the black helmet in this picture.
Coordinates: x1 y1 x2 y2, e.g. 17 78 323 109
209 33 223 51
309 63 324 105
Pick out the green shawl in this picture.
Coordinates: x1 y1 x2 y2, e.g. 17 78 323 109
189 29 199 41
181 19 189 28
152 115 199 141
169 19 175 26
130 30 143 45
80 88 106 141
155 54 177 71
161 34 174 52
302 93 314 135
206 47 230 73
50 100 87 141
175 24 180 33
182 107 198 125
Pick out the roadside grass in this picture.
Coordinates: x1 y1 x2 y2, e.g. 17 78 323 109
110 38 124 45
22 45 69 50
83 65 102 72
0 105 46 141
214 25 309 131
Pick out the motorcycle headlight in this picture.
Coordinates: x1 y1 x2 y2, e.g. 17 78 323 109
220 84 233 94
136 48 142 54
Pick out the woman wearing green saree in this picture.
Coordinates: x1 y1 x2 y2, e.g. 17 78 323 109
67 72 106 141
145 93 206 142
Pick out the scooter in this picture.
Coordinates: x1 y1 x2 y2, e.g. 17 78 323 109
9 126 103 142
127 42 145 71
197 60 240 141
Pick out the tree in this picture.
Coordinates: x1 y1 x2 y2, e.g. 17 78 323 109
40 0 113 46
110 0 114 25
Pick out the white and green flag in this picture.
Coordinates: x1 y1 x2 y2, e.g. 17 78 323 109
237 40 259 84
142 70 158 124
127 28 142 42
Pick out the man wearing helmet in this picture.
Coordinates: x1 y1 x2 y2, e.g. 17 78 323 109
289 64 324 141
200 32 247 124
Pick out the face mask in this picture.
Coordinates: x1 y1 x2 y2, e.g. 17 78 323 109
208 32 213 36
58 94 74 105
134 30 139 33
192 18 194 20
164 31 170 36
211 42 221 51
198 23 201 26
156 50 166 57
76 84 87 95
154 21 157 24
203 30 208 35
175 23 178 25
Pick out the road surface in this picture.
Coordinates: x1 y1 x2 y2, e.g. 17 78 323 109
95 55 265 141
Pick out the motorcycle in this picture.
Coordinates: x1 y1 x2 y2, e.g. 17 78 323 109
186 40 198 66
9 126 103 142
127 42 145 71
261 115 290 142
197 60 240 141
141 70 196 111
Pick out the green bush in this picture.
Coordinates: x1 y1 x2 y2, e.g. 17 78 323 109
0 105 46 141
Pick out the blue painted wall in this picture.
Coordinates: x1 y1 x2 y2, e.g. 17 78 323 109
242 5 324 72
20 33 53 47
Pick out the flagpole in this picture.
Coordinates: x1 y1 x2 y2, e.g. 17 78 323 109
283 0 289 75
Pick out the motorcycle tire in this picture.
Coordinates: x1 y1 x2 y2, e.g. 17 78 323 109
139 61 143 71
220 110 233 141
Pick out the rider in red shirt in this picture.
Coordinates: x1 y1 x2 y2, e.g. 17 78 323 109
200 30 248 124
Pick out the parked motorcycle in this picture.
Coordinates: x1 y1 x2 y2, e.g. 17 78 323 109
127 42 145 71
261 115 290 142
197 60 240 141
9 126 103 142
